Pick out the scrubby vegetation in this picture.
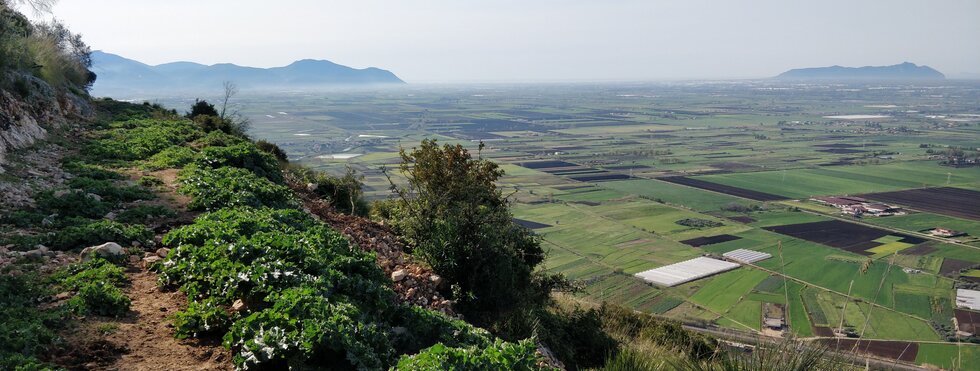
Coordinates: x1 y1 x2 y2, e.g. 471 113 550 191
675 218 724 228
122 115 546 368
1 0 94 91
377 140 559 324
59 258 131 316
0 274 64 369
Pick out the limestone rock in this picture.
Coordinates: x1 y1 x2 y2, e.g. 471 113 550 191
80 242 125 261
391 269 408 282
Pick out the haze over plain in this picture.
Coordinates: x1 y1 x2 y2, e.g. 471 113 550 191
36 0 980 82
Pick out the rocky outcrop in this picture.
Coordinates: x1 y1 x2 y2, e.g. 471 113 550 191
0 73 91 171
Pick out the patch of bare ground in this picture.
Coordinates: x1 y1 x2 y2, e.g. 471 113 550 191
62 167 231 371
49 265 230 371
107 267 231 370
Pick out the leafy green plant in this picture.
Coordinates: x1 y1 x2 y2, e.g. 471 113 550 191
194 143 283 182
50 219 152 250
177 166 295 211
85 119 203 160
191 130 248 149
54 258 128 290
224 286 393 370
66 176 154 204
36 189 111 219
52 257 131 317
395 339 547 370
141 145 197 170
390 305 493 354
173 298 233 339
63 161 126 180
0 274 63 370
136 176 164 188
68 280 130 316
160 207 387 305
0 209 46 228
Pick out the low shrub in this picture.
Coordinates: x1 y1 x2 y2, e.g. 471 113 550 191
66 176 154 204
224 286 394 370
495 306 617 369
191 130 248 149
194 143 283 182
68 280 130 316
675 218 723 229
56 260 131 317
0 274 63 370
192 114 235 134
0 210 46 228
177 167 295 211
36 189 111 219
50 220 152 250
288 166 366 215
63 161 126 180
141 145 197 170
391 305 493 354
136 176 164 188
54 258 128 290
599 304 717 361
85 119 203 160
394 339 545 370
173 298 233 339
255 140 288 163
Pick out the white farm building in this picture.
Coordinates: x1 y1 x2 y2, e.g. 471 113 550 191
634 257 739 287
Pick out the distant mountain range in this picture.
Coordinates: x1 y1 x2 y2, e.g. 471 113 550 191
90 51 404 96
776 62 944 81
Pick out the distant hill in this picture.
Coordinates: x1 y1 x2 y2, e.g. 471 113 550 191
90 51 404 96
776 62 945 81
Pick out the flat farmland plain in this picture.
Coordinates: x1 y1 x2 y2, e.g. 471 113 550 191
210 81 980 366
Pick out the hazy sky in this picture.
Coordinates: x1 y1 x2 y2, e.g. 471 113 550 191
33 0 980 82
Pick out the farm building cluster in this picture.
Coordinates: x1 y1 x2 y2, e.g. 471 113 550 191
812 196 905 217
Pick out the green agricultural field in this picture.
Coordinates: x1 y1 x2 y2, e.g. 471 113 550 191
868 212 980 246
808 290 939 341
689 268 770 314
600 178 754 211
718 300 763 331
915 343 980 369
587 198 733 236
866 241 913 258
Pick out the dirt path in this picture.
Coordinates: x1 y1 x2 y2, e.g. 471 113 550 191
96 168 230 370
102 268 231 371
